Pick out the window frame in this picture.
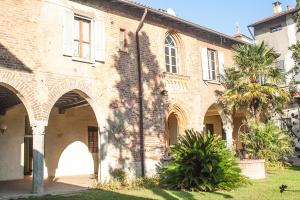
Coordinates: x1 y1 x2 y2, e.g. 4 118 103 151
165 35 178 74
207 49 218 81
119 28 127 52
270 24 282 33
73 15 92 60
88 126 98 153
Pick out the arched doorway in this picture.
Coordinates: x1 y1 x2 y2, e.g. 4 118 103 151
203 104 226 139
232 110 247 152
167 113 179 146
165 104 187 149
0 84 33 189
45 90 99 180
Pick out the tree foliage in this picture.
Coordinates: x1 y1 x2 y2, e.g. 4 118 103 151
218 42 290 121
288 41 300 94
158 130 247 191
240 120 293 164
293 0 300 29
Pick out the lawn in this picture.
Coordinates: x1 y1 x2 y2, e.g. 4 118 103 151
21 167 300 200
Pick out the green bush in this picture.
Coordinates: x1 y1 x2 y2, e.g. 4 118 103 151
240 120 293 166
111 168 127 183
97 169 159 190
158 129 247 191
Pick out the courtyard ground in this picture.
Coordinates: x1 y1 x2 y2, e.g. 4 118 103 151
18 167 300 200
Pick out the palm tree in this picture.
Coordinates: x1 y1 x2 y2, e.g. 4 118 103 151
218 42 290 122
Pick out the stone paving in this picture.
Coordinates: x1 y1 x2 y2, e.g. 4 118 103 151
0 175 96 199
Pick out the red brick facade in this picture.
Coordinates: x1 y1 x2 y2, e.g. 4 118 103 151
0 0 241 179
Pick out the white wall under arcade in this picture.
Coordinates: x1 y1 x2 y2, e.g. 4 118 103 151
0 104 27 181
45 106 99 178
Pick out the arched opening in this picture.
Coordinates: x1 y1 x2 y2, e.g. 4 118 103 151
167 113 179 146
0 84 33 191
45 90 99 183
203 104 226 140
232 110 247 153
165 104 188 151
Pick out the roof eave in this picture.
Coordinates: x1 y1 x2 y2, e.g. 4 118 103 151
113 0 246 44
248 7 300 27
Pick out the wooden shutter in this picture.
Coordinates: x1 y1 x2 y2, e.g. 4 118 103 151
63 9 74 56
201 48 209 80
218 51 225 82
94 19 105 62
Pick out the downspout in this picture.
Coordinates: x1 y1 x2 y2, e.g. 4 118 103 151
136 8 148 177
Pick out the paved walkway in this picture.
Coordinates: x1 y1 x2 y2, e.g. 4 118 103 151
0 175 96 199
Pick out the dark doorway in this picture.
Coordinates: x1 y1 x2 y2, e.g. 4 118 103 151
24 115 33 175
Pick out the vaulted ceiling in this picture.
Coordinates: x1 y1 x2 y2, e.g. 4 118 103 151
0 86 88 114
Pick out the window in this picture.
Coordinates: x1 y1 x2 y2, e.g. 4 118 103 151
275 60 286 84
119 29 127 51
207 49 217 80
73 16 91 59
205 124 214 134
88 126 98 153
165 35 178 73
270 25 282 33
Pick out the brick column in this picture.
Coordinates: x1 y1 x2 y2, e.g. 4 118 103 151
32 121 47 194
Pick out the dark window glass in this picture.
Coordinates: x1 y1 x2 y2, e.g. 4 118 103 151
88 126 98 153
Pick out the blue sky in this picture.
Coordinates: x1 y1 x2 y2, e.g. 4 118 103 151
137 0 296 37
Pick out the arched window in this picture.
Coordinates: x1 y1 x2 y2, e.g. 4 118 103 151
165 35 178 73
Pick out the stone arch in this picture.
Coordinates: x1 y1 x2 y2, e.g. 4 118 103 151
202 103 232 126
164 30 186 74
44 81 109 182
166 103 188 130
44 81 105 127
203 103 234 148
165 103 188 146
0 78 36 188
0 75 36 124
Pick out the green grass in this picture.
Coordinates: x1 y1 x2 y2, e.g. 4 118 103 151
21 167 300 200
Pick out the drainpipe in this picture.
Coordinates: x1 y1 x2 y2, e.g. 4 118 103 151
136 8 148 177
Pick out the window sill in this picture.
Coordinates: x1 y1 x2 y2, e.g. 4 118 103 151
162 72 190 80
205 80 222 85
118 49 128 54
72 57 95 64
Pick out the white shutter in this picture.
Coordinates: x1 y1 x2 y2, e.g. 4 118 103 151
90 19 95 62
94 19 105 62
218 51 225 82
201 48 209 80
63 9 74 56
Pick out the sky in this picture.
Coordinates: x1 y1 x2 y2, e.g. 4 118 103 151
136 0 296 37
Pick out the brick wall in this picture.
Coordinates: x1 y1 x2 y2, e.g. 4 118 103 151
0 0 237 178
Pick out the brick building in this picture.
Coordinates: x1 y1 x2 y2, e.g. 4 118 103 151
0 0 246 194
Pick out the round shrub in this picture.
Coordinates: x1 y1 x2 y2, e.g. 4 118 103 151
158 129 246 191
240 120 293 166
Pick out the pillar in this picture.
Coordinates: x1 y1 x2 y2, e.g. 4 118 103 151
222 122 233 149
32 120 47 194
98 127 109 183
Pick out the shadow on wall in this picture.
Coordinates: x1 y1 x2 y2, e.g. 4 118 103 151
0 43 32 72
45 106 99 178
106 30 167 177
